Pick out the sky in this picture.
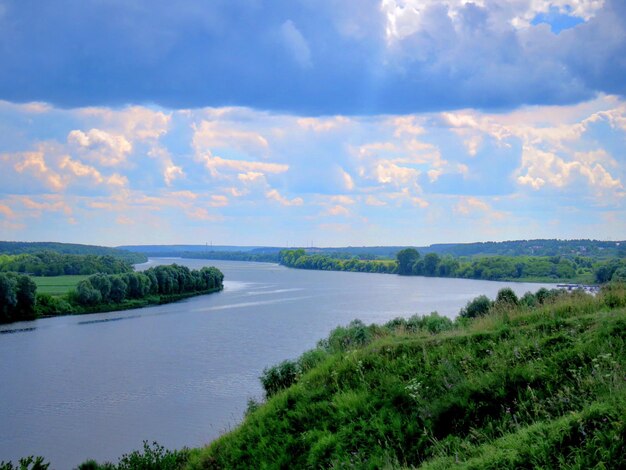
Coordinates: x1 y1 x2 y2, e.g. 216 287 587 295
0 0 625 247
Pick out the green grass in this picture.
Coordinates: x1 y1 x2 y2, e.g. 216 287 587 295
32 275 89 295
186 285 626 469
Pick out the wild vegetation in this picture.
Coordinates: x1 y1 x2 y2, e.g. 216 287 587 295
279 248 626 284
184 283 626 469
0 264 224 324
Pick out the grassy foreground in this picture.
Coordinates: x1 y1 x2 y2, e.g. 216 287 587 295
185 285 626 469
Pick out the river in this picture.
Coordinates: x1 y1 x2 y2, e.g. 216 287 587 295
0 259 556 468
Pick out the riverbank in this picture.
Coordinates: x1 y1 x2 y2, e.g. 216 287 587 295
1 263 225 325
37 287 224 319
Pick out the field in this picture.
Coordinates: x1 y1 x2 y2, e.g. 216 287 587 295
32 275 88 295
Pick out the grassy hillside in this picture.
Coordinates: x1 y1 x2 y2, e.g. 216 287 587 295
186 285 626 469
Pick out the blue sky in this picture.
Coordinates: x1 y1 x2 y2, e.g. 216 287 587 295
0 0 625 246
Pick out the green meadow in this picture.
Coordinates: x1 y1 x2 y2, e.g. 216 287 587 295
32 275 89 296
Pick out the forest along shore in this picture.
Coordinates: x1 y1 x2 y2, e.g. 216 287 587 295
0 262 224 324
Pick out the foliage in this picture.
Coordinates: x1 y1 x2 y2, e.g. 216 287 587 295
495 287 519 306
279 249 396 274
0 456 49 470
396 248 419 275
192 287 626 469
35 293 74 316
280 249 621 284
260 360 299 398
459 294 492 318
1 264 224 324
70 265 224 308
77 441 190 470
0 252 136 277
0 272 37 323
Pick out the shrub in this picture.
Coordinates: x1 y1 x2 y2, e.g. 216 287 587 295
495 287 519 306
35 293 73 316
77 442 189 470
406 312 454 334
459 295 492 318
298 348 328 374
260 360 299 398
599 282 626 308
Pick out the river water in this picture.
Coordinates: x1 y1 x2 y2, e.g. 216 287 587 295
0 259 555 468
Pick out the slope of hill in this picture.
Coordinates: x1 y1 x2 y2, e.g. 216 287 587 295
187 285 626 469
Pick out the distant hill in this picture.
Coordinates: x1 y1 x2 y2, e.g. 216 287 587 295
309 240 625 259
117 245 283 255
0 241 147 264
419 239 626 259
117 240 626 261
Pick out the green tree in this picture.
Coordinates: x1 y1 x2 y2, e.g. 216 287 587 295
460 295 492 318
75 280 102 306
0 272 18 323
109 276 127 303
495 287 519 306
15 275 37 320
423 253 441 276
396 248 419 275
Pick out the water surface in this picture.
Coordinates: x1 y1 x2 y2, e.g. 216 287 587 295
0 259 555 468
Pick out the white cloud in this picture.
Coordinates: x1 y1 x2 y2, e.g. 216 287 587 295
381 0 605 41
340 168 355 190
59 156 105 183
185 207 221 221
15 195 73 216
280 20 313 68
391 115 425 137
0 203 14 218
454 196 506 219
193 120 269 157
12 150 65 191
79 106 171 141
266 189 304 206
200 151 288 177
209 195 229 207
517 145 623 194
324 204 351 216
365 195 387 206
297 116 350 132
164 165 184 186
374 160 420 185
68 128 132 166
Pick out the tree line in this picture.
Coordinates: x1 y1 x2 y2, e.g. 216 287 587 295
1 264 224 324
72 265 224 307
279 248 626 283
0 241 147 263
278 249 396 274
0 252 134 276
396 248 626 283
